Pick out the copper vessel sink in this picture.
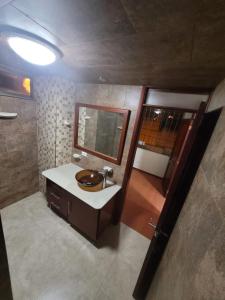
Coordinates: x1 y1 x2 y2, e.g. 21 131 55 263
75 169 104 192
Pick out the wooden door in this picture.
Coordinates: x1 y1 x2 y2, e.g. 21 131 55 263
162 117 193 195
133 108 222 300
162 102 206 197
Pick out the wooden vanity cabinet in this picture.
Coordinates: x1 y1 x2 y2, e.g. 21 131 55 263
46 180 69 219
46 179 116 241
68 197 99 240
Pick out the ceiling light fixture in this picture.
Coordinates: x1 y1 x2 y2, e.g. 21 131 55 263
154 109 161 115
5 29 62 66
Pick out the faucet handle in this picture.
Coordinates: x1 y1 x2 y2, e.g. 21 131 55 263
103 166 113 177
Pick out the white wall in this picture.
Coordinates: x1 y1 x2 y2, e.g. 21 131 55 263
133 148 169 178
146 90 208 110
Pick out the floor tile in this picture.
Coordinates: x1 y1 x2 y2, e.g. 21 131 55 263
98 256 139 300
1 192 149 300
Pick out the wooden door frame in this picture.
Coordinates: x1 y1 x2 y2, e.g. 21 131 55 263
113 86 148 223
133 107 222 300
162 113 195 195
163 101 207 198
114 86 212 223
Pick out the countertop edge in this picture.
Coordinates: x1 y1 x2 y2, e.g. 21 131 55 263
42 164 121 210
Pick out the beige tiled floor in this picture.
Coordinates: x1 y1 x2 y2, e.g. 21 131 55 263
1 192 149 300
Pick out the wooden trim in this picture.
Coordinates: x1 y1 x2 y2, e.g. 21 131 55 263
132 167 164 181
0 64 33 80
0 92 33 101
163 101 207 200
162 100 208 197
74 102 130 114
113 86 148 223
205 91 214 112
146 86 212 95
74 103 130 165
122 86 148 187
0 68 32 99
143 104 197 113
74 144 122 164
163 116 195 197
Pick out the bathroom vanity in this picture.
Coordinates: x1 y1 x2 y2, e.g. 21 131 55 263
42 164 121 241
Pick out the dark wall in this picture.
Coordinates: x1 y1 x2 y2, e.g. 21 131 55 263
146 81 225 300
0 95 39 208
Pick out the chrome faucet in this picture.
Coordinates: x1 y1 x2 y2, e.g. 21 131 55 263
98 166 113 189
99 169 108 189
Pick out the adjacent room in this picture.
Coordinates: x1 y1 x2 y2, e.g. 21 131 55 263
0 1 225 300
122 90 208 239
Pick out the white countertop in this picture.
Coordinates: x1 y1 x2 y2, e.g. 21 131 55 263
42 163 121 209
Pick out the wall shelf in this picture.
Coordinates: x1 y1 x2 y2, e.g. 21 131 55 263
0 112 17 119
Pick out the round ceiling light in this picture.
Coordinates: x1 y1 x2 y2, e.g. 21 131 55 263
7 35 61 66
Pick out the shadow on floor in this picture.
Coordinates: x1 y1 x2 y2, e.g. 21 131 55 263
96 223 121 249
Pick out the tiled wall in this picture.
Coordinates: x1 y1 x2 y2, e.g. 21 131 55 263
33 76 142 190
146 80 225 299
0 95 39 208
34 76 76 191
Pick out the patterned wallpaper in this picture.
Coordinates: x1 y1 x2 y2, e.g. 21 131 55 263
34 76 142 190
34 76 76 191
78 107 86 146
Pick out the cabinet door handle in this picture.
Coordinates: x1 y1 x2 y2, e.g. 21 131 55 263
50 202 60 210
50 192 60 200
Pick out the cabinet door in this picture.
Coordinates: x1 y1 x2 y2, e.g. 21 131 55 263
68 197 99 241
47 180 68 219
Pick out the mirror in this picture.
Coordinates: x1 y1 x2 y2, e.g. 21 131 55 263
74 103 130 165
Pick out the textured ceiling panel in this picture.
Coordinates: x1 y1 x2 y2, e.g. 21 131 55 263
0 0 225 88
11 0 135 44
0 4 61 45
0 0 12 8
192 15 225 64
63 29 192 68
120 0 197 32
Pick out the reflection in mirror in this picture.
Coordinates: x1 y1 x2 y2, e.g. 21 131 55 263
75 104 130 165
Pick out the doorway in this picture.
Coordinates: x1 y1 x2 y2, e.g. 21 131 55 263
121 99 202 239
133 107 221 299
115 87 211 299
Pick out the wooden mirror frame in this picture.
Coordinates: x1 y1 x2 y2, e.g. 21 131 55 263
74 103 131 165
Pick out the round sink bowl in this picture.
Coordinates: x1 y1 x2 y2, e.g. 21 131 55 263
75 169 104 192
